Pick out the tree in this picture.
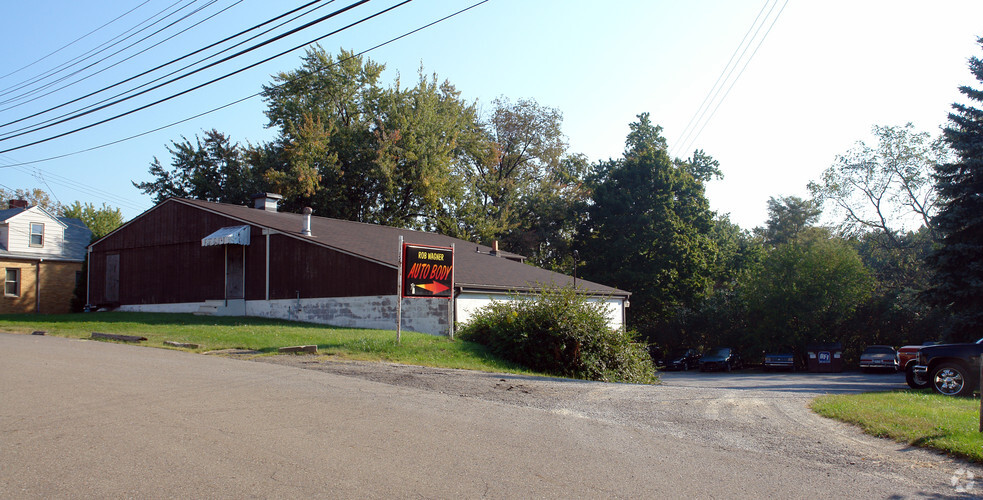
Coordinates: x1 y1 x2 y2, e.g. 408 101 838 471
809 123 949 246
0 187 63 213
740 231 874 354
575 113 717 340
756 195 821 247
451 96 587 266
258 47 480 228
62 201 124 241
925 37 983 341
133 129 256 205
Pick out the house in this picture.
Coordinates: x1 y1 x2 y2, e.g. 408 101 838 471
86 195 630 336
1 200 92 314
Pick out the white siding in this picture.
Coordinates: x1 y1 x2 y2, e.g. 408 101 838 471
455 292 625 330
4 210 68 257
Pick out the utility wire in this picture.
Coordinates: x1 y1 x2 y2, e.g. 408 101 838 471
0 0 375 145
0 0 332 133
0 0 491 167
670 0 772 160
0 0 152 82
0 0 193 100
678 0 789 158
0 0 237 114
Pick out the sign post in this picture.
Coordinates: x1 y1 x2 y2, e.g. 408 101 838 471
400 242 454 338
396 236 403 343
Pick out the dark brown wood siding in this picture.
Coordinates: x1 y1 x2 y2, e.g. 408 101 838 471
267 233 394 299
89 200 394 305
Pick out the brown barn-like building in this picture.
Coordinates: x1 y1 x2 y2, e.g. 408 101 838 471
87 195 629 335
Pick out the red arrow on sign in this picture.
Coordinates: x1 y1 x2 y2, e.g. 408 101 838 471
414 281 450 294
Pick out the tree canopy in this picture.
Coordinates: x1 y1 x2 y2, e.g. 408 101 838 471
575 113 717 340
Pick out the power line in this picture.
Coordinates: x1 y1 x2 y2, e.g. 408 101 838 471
671 0 788 160
0 0 153 83
670 0 771 160
0 0 239 115
0 0 332 134
0 0 377 147
680 0 789 158
0 0 195 100
0 0 491 168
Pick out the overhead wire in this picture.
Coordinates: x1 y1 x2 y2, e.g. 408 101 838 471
0 0 377 147
670 0 788 160
0 0 492 169
0 0 239 114
679 0 789 158
0 0 333 133
670 0 771 160
0 0 153 82
0 0 195 100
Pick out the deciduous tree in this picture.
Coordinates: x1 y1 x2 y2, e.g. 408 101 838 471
575 113 717 338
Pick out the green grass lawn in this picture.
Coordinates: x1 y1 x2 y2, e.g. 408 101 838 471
0 312 535 375
812 390 983 463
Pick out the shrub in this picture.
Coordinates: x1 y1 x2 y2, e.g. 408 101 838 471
458 286 656 384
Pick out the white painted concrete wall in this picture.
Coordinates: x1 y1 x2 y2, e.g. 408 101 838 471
117 292 626 336
455 292 626 330
120 296 452 336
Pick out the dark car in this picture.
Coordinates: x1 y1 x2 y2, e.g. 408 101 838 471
859 345 899 373
763 347 802 372
913 338 983 396
664 348 701 371
699 347 741 372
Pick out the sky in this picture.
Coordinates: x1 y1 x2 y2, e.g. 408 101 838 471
0 0 981 231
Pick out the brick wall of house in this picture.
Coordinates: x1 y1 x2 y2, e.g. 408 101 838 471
1 258 81 314
40 260 81 314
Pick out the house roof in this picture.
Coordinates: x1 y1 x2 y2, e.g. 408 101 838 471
154 198 628 297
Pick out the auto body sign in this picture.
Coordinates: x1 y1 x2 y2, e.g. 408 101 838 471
402 243 453 298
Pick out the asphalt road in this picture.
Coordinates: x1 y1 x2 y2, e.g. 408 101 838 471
2 333 981 499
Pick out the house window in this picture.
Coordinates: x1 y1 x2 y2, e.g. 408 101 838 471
4 268 19 297
30 223 44 247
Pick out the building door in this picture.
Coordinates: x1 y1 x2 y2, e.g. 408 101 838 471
105 254 119 302
226 246 244 300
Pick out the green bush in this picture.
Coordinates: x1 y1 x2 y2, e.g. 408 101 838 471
458 286 657 384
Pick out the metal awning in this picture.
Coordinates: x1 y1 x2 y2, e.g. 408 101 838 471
201 225 251 246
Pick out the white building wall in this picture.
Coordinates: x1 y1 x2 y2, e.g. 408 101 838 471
455 292 626 330
4 210 67 257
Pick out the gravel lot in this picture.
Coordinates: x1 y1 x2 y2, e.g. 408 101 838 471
251 354 983 495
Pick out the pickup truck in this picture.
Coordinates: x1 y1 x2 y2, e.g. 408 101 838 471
912 338 983 396
897 341 940 389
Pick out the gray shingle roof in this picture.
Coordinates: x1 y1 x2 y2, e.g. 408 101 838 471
174 198 628 297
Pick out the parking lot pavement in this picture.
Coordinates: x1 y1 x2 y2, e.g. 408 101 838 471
658 369 908 396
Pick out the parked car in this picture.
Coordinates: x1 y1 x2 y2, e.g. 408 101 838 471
763 347 802 372
699 347 741 372
859 345 899 373
665 348 701 371
913 338 983 397
897 341 940 389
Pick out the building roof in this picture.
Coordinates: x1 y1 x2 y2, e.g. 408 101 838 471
146 198 628 297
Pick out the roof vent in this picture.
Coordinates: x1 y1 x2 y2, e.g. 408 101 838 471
251 193 283 212
301 207 313 236
491 240 499 256
8 199 29 209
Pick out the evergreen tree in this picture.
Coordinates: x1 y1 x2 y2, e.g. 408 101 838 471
926 37 983 341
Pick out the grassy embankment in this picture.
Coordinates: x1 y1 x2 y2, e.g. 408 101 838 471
0 312 535 375
812 390 983 463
